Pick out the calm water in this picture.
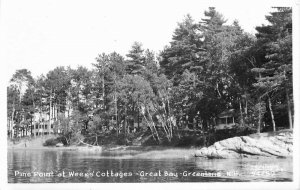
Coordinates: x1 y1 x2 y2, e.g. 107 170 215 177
8 148 293 183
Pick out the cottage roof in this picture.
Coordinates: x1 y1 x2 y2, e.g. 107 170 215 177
218 109 235 118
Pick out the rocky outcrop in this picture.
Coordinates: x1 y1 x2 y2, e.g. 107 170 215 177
194 130 293 159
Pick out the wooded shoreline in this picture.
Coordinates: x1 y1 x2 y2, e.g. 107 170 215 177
7 7 293 149
8 129 293 161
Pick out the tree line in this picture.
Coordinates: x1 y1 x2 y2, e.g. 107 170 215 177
7 7 293 145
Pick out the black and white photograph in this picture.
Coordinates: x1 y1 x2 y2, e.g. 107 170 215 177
0 0 299 189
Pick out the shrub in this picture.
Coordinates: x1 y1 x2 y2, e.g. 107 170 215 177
43 138 60 146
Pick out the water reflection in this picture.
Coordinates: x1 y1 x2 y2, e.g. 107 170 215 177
8 149 293 183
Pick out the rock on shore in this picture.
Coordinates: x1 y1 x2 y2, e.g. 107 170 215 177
195 130 293 159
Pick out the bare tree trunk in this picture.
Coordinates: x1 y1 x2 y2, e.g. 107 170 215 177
193 117 196 131
175 117 181 139
49 89 52 136
146 107 161 143
11 100 15 139
151 118 160 143
137 100 140 131
257 101 261 134
268 96 276 132
245 98 248 115
286 89 293 129
30 117 33 136
239 98 244 127
115 91 118 136
166 97 173 139
112 74 118 136
164 101 173 139
102 74 105 110
68 88 71 118
142 113 156 140
31 90 36 136
64 136 69 145
124 106 127 137
160 117 170 141
57 100 59 121
93 134 99 146
159 105 171 140
57 118 60 135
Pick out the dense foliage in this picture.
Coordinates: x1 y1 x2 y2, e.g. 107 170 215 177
7 7 293 146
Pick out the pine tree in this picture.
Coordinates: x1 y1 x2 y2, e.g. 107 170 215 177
252 7 293 131
160 14 204 84
126 41 145 75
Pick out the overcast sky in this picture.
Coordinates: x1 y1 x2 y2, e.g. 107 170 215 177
0 0 295 81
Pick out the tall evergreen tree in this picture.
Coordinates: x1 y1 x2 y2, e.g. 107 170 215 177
126 41 145 75
252 7 293 131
